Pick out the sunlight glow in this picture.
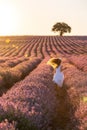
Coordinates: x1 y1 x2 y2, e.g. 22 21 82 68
12 44 16 47
0 2 19 35
82 96 87 103
25 54 28 57
5 39 11 43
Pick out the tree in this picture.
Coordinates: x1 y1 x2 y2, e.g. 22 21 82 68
52 22 71 36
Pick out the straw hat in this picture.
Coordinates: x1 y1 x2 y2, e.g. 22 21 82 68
47 58 61 69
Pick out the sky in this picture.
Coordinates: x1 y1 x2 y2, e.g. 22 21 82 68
0 0 87 36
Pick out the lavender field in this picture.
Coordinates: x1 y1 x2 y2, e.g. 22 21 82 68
0 36 87 130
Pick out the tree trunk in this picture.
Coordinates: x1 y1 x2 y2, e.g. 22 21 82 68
60 31 63 36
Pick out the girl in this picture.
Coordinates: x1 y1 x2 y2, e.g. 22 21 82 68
47 58 64 87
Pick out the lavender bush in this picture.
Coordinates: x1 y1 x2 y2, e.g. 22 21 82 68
0 119 17 130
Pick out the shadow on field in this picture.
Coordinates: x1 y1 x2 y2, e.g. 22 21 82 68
53 83 80 130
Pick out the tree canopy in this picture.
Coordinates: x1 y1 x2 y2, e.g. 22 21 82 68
52 22 71 36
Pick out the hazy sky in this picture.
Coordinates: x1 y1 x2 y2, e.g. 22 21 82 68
0 0 87 35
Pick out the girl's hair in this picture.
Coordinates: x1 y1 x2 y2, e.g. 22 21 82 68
52 58 61 66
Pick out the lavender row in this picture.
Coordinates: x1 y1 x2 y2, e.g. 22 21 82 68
0 57 41 95
67 54 87 73
0 57 29 68
62 58 87 130
0 36 87 58
0 58 54 130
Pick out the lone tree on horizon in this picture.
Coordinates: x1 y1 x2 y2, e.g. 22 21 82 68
52 22 71 36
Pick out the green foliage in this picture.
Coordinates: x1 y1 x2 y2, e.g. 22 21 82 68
0 110 38 130
52 22 71 36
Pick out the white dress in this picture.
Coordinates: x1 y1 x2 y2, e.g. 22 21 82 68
53 65 64 87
